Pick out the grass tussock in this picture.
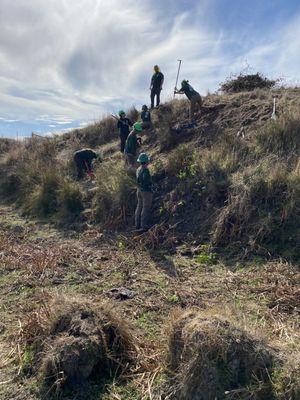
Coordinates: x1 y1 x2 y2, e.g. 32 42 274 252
166 311 299 400
18 295 138 395
93 161 136 228
213 158 300 259
0 138 83 219
255 113 300 156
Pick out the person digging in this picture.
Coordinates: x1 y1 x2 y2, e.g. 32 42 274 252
73 148 100 180
174 80 202 122
141 104 152 130
135 153 153 232
124 122 143 169
117 110 133 153
150 65 164 109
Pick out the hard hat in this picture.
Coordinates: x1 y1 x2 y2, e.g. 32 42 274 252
181 80 189 86
118 110 126 116
137 153 150 163
142 105 148 111
133 122 143 132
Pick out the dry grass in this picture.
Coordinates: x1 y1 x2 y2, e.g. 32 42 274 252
17 295 140 396
93 160 136 228
166 309 299 400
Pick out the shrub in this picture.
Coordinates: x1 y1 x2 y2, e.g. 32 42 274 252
220 73 276 93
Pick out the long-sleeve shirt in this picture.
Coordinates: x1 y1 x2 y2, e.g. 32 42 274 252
124 131 138 155
74 149 97 163
141 110 151 123
136 166 152 192
117 117 132 137
151 72 164 90
178 83 199 100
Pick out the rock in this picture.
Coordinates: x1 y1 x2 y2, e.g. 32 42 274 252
106 287 135 300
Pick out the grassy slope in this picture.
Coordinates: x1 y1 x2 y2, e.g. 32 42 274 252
0 88 299 399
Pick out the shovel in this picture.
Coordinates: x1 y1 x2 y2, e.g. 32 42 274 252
173 59 182 98
271 97 278 120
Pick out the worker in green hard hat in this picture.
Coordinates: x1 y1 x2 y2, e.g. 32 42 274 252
141 105 152 129
174 80 202 122
117 110 133 153
135 152 153 231
124 122 143 169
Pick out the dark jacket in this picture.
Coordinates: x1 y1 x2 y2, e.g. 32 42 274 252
117 117 132 137
74 149 97 163
151 72 164 90
124 131 139 155
179 83 199 100
141 110 151 123
136 166 152 192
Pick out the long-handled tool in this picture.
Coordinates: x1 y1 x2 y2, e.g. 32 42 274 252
111 114 130 127
173 59 182 98
271 97 278 120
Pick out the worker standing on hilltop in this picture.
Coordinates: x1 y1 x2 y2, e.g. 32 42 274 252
135 153 153 232
174 80 202 122
150 65 164 109
73 148 100 179
141 105 152 129
124 122 143 169
117 110 133 153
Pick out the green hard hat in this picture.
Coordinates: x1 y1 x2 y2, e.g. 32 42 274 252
133 121 143 132
118 110 126 116
137 153 150 163
181 80 189 86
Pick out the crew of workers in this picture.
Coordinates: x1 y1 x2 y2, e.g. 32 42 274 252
73 65 202 231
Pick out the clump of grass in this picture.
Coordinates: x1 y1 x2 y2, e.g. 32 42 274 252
255 112 300 156
167 311 276 400
58 180 84 218
26 171 62 217
93 161 136 227
165 144 194 177
213 157 300 259
18 295 138 396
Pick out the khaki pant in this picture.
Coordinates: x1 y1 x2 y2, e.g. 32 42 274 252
135 190 153 229
190 94 202 120
125 153 136 169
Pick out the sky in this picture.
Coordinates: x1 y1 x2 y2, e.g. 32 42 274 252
1 0 300 138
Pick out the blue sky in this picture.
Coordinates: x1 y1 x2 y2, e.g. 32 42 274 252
1 0 300 137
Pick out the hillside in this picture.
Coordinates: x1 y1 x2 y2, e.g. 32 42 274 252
0 87 299 399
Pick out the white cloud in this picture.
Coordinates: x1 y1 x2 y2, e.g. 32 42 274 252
0 0 300 136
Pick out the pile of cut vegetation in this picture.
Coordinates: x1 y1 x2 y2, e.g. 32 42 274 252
220 72 277 93
19 296 138 397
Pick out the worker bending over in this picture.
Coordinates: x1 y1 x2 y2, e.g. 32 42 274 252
74 149 100 179
175 80 202 122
